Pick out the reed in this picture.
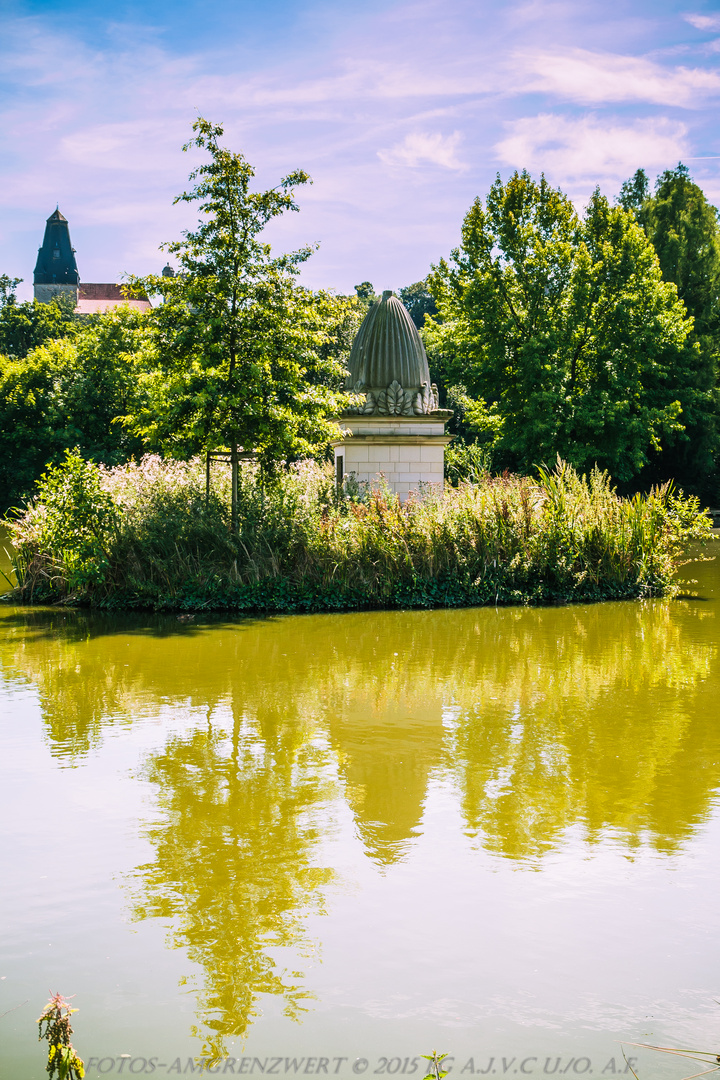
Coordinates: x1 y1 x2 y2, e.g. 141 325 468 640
5 451 712 612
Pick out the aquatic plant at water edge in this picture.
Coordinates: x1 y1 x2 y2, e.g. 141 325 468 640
422 1052 450 1080
37 992 85 1079
5 451 713 611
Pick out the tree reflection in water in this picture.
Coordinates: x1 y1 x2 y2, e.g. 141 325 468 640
1 588 719 1050
445 602 718 860
128 703 336 1061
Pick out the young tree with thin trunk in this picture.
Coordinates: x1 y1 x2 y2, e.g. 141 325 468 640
129 118 351 533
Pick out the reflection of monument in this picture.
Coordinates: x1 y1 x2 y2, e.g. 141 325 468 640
329 703 444 866
33 208 152 313
333 290 452 501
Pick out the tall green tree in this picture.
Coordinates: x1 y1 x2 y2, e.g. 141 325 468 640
425 171 697 483
398 278 437 329
619 165 720 494
353 280 378 307
618 168 650 218
621 164 720 337
128 119 351 532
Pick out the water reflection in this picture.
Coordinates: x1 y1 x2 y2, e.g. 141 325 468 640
1 587 718 1045
446 602 718 860
1 600 717 862
128 706 336 1059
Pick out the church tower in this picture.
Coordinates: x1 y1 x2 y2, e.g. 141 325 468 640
33 208 80 304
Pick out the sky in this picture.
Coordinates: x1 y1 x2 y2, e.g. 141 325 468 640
1 0 720 300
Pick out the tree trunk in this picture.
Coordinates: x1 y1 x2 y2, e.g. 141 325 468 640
231 442 239 535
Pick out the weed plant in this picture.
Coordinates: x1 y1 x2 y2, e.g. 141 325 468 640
37 993 84 1080
5 451 712 612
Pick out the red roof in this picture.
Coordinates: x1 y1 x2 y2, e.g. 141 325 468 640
79 283 128 299
75 282 151 313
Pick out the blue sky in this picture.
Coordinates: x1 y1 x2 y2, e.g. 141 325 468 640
2 0 720 300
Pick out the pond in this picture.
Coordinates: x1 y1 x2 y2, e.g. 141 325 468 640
1 546 720 1079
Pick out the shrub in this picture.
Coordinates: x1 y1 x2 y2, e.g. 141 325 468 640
5 453 713 611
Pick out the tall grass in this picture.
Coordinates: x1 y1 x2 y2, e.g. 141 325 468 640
5 452 712 611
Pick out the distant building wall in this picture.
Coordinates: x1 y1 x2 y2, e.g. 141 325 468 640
33 283 79 305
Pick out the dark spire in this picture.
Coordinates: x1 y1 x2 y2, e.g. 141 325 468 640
33 208 79 286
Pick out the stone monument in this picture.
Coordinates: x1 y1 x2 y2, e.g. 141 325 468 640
332 290 452 501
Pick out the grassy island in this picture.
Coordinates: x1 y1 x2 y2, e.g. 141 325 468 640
3 452 712 612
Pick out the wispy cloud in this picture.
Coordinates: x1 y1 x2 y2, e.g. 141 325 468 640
495 114 688 185
1 0 719 298
684 13 720 31
378 132 465 170
521 47 720 106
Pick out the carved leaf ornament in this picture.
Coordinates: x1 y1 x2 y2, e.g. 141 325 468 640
354 380 440 416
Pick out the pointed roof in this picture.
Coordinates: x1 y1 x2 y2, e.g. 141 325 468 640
346 290 431 390
34 207 79 286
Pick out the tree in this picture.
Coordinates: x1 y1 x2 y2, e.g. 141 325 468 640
618 164 720 494
618 168 650 217
128 119 351 532
621 164 720 336
354 280 378 307
0 307 150 510
398 278 437 328
425 171 696 483
0 275 77 359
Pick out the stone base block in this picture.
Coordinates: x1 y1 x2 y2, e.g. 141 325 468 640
332 417 451 503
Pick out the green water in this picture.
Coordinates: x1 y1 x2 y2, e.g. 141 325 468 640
2 548 720 1079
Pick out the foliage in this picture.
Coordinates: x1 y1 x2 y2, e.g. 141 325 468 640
11 450 119 599
398 279 438 328
354 280 379 307
619 163 720 497
623 164 720 337
444 440 494 485
422 1052 450 1080
444 384 503 444
0 276 77 359
7 453 711 610
37 993 84 1080
0 307 151 510
126 118 351 522
313 292 365 385
0 273 22 303
618 168 650 217
425 171 697 484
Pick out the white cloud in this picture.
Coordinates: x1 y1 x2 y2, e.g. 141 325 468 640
2 2 720 298
495 114 688 184
378 131 466 169
60 120 189 173
684 13 720 31
520 47 720 106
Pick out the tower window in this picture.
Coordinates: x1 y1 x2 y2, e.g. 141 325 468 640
52 247 60 259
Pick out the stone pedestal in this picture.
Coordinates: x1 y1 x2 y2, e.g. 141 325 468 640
332 413 452 501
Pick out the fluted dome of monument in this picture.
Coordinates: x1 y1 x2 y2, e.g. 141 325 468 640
346 290 431 392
